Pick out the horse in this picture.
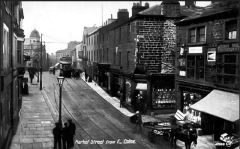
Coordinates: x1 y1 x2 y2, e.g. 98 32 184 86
169 123 198 149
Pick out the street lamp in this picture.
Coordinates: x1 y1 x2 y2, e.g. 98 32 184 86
40 34 43 90
57 76 65 128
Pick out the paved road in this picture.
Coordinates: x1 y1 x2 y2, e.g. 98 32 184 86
42 71 181 149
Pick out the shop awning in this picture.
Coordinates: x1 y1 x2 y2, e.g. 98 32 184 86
136 83 147 90
190 89 239 122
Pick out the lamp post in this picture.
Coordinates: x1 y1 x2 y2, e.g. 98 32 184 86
40 34 43 90
57 76 65 127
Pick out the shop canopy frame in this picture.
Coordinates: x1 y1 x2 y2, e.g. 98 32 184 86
190 89 239 122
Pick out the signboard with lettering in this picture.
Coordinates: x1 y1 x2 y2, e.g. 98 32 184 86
218 44 239 53
188 47 203 54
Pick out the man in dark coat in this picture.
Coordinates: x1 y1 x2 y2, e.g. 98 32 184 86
135 111 142 133
67 119 76 148
62 122 69 149
53 122 61 149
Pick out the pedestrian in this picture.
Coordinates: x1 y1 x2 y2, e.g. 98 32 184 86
53 122 62 149
23 81 29 95
67 119 76 148
53 67 55 75
28 68 33 83
62 122 69 149
135 111 142 133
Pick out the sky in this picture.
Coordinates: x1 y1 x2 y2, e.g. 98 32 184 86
22 1 211 54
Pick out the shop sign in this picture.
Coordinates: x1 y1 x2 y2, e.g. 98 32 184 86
179 70 186 76
218 44 239 53
207 48 216 62
188 47 202 54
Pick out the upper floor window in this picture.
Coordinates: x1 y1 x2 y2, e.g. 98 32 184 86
187 55 204 80
225 20 237 40
216 54 239 87
189 26 206 43
119 52 121 66
127 51 130 67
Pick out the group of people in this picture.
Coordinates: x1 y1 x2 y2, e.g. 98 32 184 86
53 119 76 149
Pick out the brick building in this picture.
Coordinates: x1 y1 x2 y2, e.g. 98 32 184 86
85 1 197 114
0 1 25 148
175 0 239 140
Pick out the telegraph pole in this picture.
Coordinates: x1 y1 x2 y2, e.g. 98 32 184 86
40 34 42 90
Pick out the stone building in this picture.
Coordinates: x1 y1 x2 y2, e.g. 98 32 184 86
85 1 197 113
24 29 48 70
0 1 25 148
175 0 239 141
82 26 99 75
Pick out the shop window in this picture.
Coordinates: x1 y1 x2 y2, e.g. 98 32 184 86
182 91 202 125
189 26 206 43
187 55 204 80
216 54 239 87
225 20 237 40
152 88 176 109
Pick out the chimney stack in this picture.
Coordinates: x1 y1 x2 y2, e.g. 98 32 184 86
117 9 129 21
185 0 196 8
161 0 181 17
132 2 149 17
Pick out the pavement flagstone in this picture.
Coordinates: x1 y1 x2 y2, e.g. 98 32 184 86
9 74 55 149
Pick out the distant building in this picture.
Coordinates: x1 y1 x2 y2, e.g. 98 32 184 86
55 41 81 65
24 29 48 70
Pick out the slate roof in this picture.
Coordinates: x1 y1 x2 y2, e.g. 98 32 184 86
138 4 204 18
180 0 239 22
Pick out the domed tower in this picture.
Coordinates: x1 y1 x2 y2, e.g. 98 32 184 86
30 29 40 43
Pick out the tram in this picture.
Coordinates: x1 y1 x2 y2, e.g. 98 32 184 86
59 56 72 78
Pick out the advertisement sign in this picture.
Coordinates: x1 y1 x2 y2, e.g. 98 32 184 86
207 49 216 62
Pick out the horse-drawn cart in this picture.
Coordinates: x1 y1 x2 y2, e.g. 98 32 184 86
143 121 172 143
142 113 199 149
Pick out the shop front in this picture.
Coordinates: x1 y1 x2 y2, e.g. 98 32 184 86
190 89 239 142
150 74 176 113
96 63 110 91
132 82 148 113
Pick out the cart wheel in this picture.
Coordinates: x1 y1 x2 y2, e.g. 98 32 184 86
148 131 155 143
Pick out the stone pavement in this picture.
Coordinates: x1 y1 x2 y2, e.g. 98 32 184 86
82 74 218 149
9 73 55 149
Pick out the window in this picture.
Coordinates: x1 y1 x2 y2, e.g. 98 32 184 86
3 23 10 70
113 52 116 65
106 48 109 62
187 55 204 80
17 41 22 63
189 26 206 43
217 54 239 87
119 52 121 66
127 24 131 41
225 20 237 40
119 27 121 42
127 51 130 67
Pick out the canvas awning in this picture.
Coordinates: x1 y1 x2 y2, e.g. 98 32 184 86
136 83 147 90
190 89 239 122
